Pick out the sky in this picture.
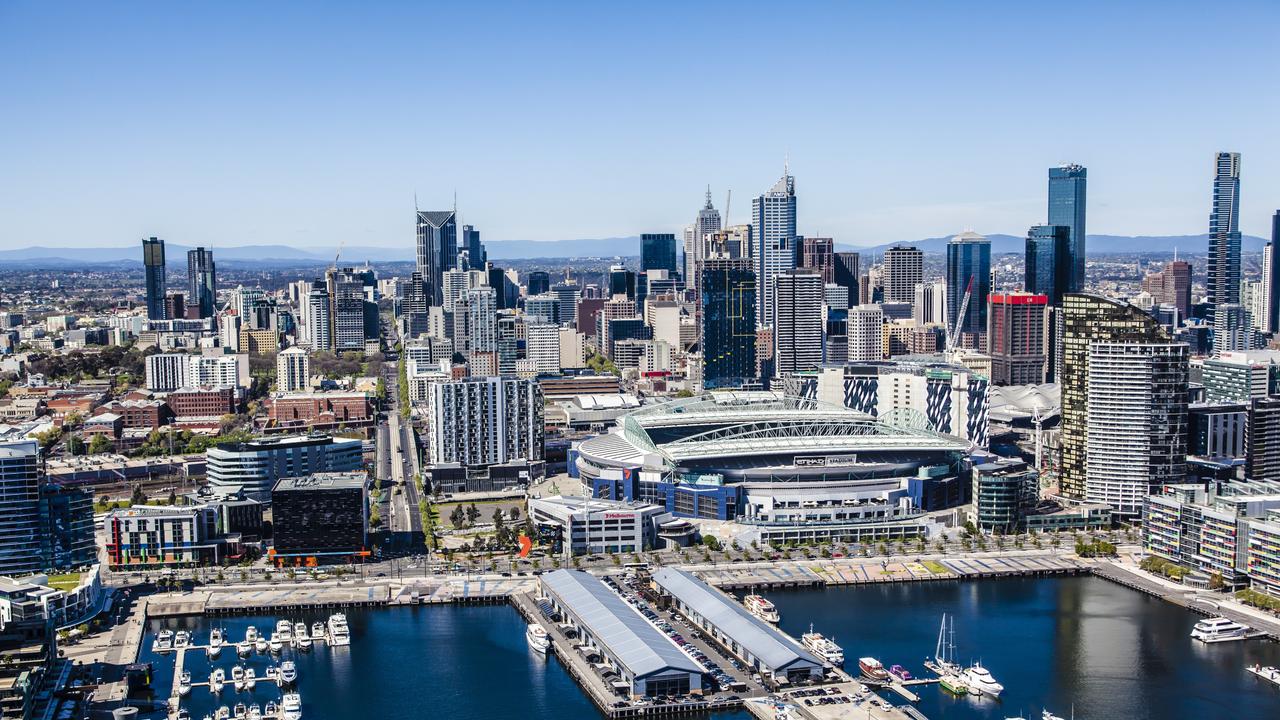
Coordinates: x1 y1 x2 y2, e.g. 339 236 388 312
1 1 1278 251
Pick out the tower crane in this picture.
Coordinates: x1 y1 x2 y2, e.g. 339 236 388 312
946 276 974 354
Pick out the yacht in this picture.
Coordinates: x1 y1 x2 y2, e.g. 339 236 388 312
930 613 961 675
231 665 246 692
215 706 230 720
282 692 302 720
244 667 257 690
232 703 247 720
743 594 780 623
152 629 174 654
178 671 192 697
327 613 350 646
279 660 298 686
208 628 224 659
276 620 293 643
801 625 844 667
294 622 309 647
175 630 192 649
245 626 258 643
311 622 326 642
888 664 913 681
526 623 550 654
247 704 261 720
1191 616 1249 643
1247 663 1280 686
254 634 269 654
296 631 312 650
268 632 284 653
210 668 226 694
264 702 278 717
236 639 252 657
962 661 1004 697
858 657 890 682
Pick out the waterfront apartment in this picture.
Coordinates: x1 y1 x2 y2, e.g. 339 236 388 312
204 434 363 502
271 472 369 561
102 504 224 568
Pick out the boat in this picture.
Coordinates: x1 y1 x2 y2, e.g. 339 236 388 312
245 626 258 643
858 657 890 682
930 613 961 675
743 594 780 623
236 639 252 657
1191 616 1249 643
279 660 298 686
152 629 174 653
962 661 1004 697
327 613 350 646
801 625 844 667
233 703 247 720
1042 712 1067 720
231 665 246 692
178 710 191 720
269 632 284 653
215 706 230 720
1247 663 1280 686
526 623 550 654
264 702 278 717
311 622 325 641
208 628 224 658
244 667 257 690
254 635 269 653
282 692 302 720
247 704 261 720
888 664 913 681
178 671 192 697
939 674 968 695
276 619 293 643
210 668 226 694
296 631 312 650
175 630 191 649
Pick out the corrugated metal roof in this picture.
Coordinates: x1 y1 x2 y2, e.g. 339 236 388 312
541 570 701 679
651 567 822 672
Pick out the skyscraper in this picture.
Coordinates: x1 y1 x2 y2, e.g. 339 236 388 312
700 258 757 389
773 269 824 375
846 304 884 361
1268 211 1280 333
460 224 485 270
882 245 923 305
687 186 722 284
833 252 860 308
142 236 167 320
1207 151 1242 310
752 168 798 328
416 210 457 306
1047 164 1087 292
1141 259 1193 321
185 247 217 319
641 233 678 275
527 271 550 297
800 237 835 284
988 292 1049 385
1025 225 1071 306
306 280 332 351
945 231 990 348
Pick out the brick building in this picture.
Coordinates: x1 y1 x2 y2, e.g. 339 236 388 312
264 392 374 433
166 387 237 419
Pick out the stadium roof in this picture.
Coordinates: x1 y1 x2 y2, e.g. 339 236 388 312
541 570 701 679
651 567 823 673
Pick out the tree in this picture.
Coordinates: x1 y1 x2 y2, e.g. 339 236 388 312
167 489 177 506
87 433 114 455
509 507 521 522
701 535 721 551
65 434 85 455
449 505 465 528
466 503 481 525
130 484 146 506
492 507 505 530
370 504 382 529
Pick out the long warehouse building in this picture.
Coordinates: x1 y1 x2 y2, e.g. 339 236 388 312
539 569 704 698
651 567 824 685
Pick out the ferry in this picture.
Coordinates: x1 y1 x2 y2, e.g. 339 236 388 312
801 625 844 667
858 657 891 682
210 668 226 694
231 665 246 692
526 623 550 654
178 671 192 697
888 664 912 681
962 661 1004 697
152 629 174 654
1191 616 1249 643
282 692 302 720
279 660 298 686
743 594 780 623
327 613 351 646
244 667 257 690
939 674 968 695
208 628 224 658
1247 663 1280 687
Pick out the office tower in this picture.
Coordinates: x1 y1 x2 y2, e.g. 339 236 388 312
164 293 186 322
833 252 859 308
425 377 543 468
487 266 516 310
142 236 167 320
494 314 517 375
272 473 368 556
752 168 798 327
328 268 368 351
608 265 636 300
882 245 923 305
773 270 824 375
988 292 1049 385
686 186 723 283
945 231 990 349
277 346 310 392
1207 152 1243 315
441 268 470 312
306 280 332 351
206 435 363 501
800 237 835 284
525 322 561 374
1246 397 1280 481
1060 293 1173 502
461 224 485 270
1085 341 1188 519
1048 164 1087 292
402 272 431 339
527 270 550 297
1213 304 1250 355
525 293 561 325
186 246 217 318
641 233 678 276
1142 259 1193 321
846 305 884 361
558 328 587 369
913 282 946 325
416 210 457 306
552 282 581 328
1025 225 1071 306
1269 211 1280 333
597 296 637 359
0 440 44 575
700 258 757 389
824 284 849 311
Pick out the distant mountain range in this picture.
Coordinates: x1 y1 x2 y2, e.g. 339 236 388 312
0 233 1265 267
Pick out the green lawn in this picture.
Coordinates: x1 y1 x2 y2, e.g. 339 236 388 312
46 573 81 591
922 560 950 575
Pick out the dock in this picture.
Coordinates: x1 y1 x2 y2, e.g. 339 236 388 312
1092 561 1280 640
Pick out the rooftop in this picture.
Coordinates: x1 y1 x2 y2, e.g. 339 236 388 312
273 471 368 493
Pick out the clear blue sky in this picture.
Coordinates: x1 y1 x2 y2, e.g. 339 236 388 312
1 1 1277 251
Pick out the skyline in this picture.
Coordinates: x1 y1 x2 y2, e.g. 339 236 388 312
2 1 1279 250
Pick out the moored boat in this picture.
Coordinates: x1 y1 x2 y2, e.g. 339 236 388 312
178 671 192 697
210 667 226 694
327 613 350 646
244 667 257 690
175 630 191 649
268 632 284 653
311 622 325 641
152 629 174 654
231 665 246 692
526 623 550 654
888 664 912 681
962 661 1004 697
801 625 844 667
208 628 224 659
279 660 298 686
1191 616 1248 643
282 692 302 720
858 656 890 682
743 594 780 623
939 674 968 695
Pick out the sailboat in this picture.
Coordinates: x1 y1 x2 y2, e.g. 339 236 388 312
930 613 968 695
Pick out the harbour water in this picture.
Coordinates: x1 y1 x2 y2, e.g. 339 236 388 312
136 576 1280 719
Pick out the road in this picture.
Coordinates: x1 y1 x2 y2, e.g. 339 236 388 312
374 323 423 555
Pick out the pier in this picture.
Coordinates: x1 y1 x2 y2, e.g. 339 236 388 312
1091 561 1280 640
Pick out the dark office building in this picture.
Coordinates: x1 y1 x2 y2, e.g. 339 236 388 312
142 236 167 320
1269 211 1280 332
1246 397 1280 482
271 472 368 559
527 271 550 297
164 293 186 323
1048 164 1087 292
461 224 486 270
833 252 859 308
641 233 678 275
415 210 457 306
1025 225 1072 306
38 483 95 572
187 246 218 318
701 258 757 389
608 265 636 300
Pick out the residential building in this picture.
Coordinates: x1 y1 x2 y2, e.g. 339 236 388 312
882 245 923 305
271 472 368 559
558 327 587 369
204 435 364 501
145 352 189 391
1207 152 1242 314
1268 211 1280 333
846 304 884 361
773 270 824 376
751 168 798 327
1201 351 1280 403
425 376 543 469
525 293 561 325
0 440 41 575
103 504 221 567
306 279 332 351
1047 164 1087 292
277 346 310 393
142 236 167 320
1247 397 1280 481
188 353 246 389
988 292 1048 385
945 231 990 349
186 246 217 318
525 323 561 374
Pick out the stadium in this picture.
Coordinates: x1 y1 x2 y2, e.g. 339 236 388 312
574 392 973 543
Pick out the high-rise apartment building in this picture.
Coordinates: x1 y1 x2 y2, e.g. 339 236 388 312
416 210 457 306
0 440 42 575
1268 211 1280 334
460 224 485 270
882 245 923 305
641 233 678 277
1047 164 1087 292
799 237 835 284
1142 259 1193 321
773 270 824 376
1207 152 1243 312
846 305 884 361
145 352 190 391
945 232 990 348
306 280 332 351
700 258 757 389
752 169 798 328
525 293 561 325
524 322 561 375
1025 225 1071 306
142 236 167 320
276 346 310 393
186 247 217 318
425 377 544 468
988 293 1049 385
328 267 370 351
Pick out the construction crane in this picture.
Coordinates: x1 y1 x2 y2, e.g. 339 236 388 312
946 276 974 353
332 239 346 271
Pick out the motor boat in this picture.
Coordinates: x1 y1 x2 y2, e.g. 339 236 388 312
939 674 968 695
1191 616 1249 643
269 633 284 654
526 623 550 654
294 622 310 649
232 703 247 720
244 667 257 690
236 639 252 657
254 634 269 654
231 665 246 692
178 671 192 697
245 626 258 643
801 625 844 667
327 613 350 646
208 628 224 659
152 629 174 654
264 702 278 717
210 667 226 694
282 692 302 720
247 704 261 720
858 657 890 682
279 660 298 686
962 661 1004 697
743 594 780 623
215 706 230 720
888 664 912 681
175 630 192 649
311 622 325 642
276 620 293 644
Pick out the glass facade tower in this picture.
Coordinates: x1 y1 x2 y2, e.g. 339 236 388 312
1048 164 1087 292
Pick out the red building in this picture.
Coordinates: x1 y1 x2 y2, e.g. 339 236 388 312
988 292 1049 386
166 387 237 419
98 399 173 429
800 237 835 284
264 392 374 433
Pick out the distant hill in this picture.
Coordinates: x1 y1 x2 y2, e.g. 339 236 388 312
846 233 1267 256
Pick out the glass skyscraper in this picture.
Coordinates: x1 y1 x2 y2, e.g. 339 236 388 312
701 258 757 389
461 224 486 270
641 233 678 275
1048 164 1087 292
751 169 798 328
186 246 217 319
1207 151 1242 308
415 210 457 306
142 236 167 320
945 232 990 343
1025 225 1071 306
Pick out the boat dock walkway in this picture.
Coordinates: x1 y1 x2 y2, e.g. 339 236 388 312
743 680 921 720
1091 561 1280 640
148 585 391 617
